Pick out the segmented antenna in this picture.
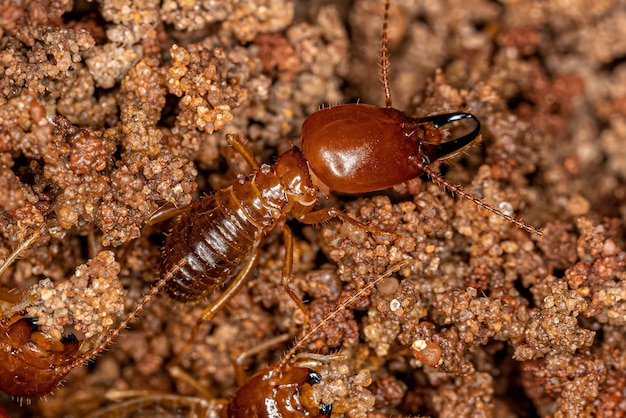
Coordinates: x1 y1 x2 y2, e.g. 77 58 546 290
413 159 543 236
0 225 43 278
58 260 186 375
380 0 392 108
276 260 408 373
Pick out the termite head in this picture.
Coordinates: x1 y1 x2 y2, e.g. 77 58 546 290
229 364 331 418
0 315 80 398
0 251 125 398
301 104 481 195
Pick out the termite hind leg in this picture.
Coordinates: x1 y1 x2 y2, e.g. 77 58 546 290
226 133 260 171
178 248 261 356
281 224 310 331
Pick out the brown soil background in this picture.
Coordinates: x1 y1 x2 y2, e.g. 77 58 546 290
1 0 626 417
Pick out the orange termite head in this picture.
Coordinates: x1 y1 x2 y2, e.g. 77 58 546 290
228 365 331 418
301 104 480 196
0 316 80 398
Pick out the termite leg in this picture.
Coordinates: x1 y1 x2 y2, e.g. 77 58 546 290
226 133 260 171
275 261 408 377
114 204 194 268
87 229 100 260
197 248 260 323
0 287 20 305
281 224 310 329
176 248 261 356
167 365 215 400
279 217 392 332
146 204 193 226
231 333 292 386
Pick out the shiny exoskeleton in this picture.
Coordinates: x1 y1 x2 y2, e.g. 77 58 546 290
0 316 79 398
158 106 478 305
229 365 331 418
85 364 330 418
159 146 319 303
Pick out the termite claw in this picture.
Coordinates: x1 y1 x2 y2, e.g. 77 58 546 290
416 112 481 161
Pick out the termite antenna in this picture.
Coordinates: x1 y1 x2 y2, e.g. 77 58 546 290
414 161 543 236
58 261 186 375
379 0 392 108
276 260 409 373
0 224 44 279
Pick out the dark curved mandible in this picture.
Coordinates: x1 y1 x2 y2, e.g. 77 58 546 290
415 112 481 161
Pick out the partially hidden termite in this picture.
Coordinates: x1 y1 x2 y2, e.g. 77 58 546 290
0 246 125 399
0 0 541 403
85 353 337 418
86 262 406 418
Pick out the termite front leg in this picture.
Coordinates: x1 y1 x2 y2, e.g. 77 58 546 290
226 133 260 171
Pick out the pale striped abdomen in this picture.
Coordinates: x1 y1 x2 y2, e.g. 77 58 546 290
159 187 265 302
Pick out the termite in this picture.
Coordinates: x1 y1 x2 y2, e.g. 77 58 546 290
0 0 541 402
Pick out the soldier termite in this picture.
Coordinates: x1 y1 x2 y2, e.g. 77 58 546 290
0 0 541 402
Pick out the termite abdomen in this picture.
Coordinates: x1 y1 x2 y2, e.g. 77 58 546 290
159 193 258 302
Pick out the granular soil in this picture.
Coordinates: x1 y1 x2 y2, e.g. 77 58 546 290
1 0 625 417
